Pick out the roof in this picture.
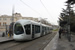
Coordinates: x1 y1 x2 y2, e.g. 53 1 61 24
15 19 51 27
15 19 41 25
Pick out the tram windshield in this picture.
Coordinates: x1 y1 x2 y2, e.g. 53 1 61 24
14 23 24 35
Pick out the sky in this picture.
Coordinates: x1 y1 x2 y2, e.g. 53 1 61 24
0 0 67 25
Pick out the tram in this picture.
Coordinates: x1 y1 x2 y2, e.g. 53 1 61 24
13 19 52 41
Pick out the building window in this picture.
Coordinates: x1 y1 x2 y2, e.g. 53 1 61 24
0 18 1 20
3 18 7 20
0 22 1 26
10 18 14 21
3 22 6 26
10 18 12 20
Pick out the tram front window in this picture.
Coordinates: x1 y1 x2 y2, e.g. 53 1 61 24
14 23 24 35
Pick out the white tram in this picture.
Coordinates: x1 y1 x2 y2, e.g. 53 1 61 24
13 19 52 41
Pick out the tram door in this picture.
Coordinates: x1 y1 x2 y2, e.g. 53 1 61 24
32 25 35 39
41 26 43 36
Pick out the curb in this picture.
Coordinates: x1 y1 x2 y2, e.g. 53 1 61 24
0 39 14 43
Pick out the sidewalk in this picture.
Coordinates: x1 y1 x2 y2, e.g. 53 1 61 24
0 32 13 43
0 37 13 43
56 34 75 50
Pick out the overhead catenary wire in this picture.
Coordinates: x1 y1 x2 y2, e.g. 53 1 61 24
20 0 42 17
20 0 55 24
40 0 55 21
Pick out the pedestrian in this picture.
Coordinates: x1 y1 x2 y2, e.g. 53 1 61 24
59 28 62 39
9 30 12 37
2 32 5 37
6 30 8 35
8 29 13 37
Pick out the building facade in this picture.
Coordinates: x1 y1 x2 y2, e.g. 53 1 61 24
0 13 38 31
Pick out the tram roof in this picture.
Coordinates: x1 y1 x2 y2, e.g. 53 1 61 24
15 19 51 27
15 19 41 25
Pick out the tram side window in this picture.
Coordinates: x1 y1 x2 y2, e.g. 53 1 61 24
35 25 40 33
24 24 31 35
42 26 44 33
48 28 49 31
45 27 46 32
45 27 47 32
43 27 45 32
47 27 48 31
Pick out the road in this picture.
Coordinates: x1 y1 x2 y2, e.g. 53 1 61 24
0 32 56 50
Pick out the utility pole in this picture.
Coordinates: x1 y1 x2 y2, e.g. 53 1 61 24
12 6 14 23
11 6 14 35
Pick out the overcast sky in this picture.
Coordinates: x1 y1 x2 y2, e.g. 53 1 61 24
0 0 67 25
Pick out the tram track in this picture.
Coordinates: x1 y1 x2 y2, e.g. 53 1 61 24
0 41 22 50
39 32 56 50
0 31 57 50
21 32 56 50
4 35 49 50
